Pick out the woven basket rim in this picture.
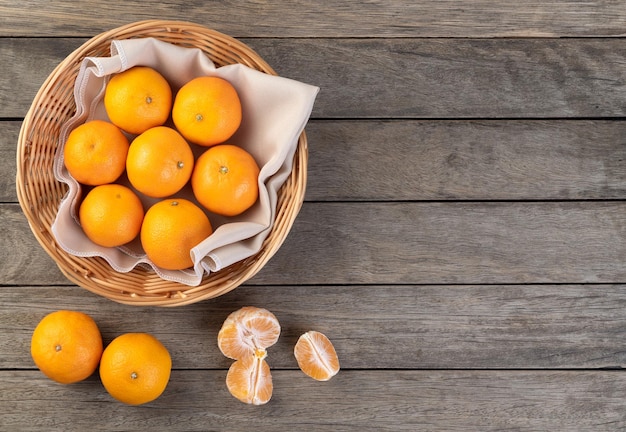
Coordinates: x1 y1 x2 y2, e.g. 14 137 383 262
16 20 308 306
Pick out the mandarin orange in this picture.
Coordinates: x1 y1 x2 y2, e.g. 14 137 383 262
104 66 172 135
30 310 103 384
79 184 144 248
172 76 242 146
99 333 171 405
126 126 194 198
191 144 260 216
63 119 129 186
140 198 213 270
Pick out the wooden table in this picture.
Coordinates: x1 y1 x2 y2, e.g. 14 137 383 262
3 2 626 430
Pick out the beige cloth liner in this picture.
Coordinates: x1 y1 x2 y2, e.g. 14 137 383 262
51 38 319 286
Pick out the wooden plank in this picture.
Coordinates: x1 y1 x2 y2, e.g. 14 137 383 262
259 37 626 119
0 121 19 202
305 119 626 201
257 201 626 285
4 284 626 370
4 201 626 286
1 370 625 430
3 38 626 118
0 204 65 285
1 1 625 38
6 119 626 203
0 38 81 118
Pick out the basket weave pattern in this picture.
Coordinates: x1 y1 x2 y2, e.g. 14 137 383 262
16 20 307 306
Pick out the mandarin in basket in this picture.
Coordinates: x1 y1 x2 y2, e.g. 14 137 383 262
63 119 129 186
172 76 242 147
31 310 103 384
140 198 213 270
99 333 171 405
191 144 260 216
294 331 340 381
217 306 281 360
126 126 194 198
226 352 273 405
104 66 172 135
79 184 144 248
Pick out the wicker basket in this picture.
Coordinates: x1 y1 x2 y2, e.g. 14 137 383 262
16 20 308 307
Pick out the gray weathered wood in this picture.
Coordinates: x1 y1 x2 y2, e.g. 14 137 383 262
3 1 626 429
1 370 625 431
7 120 626 203
1 204 64 284
4 201 626 286
0 38 81 118
0 121 19 202
258 37 626 119
257 201 626 285
3 38 626 118
5 284 626 370
2 1 625 38
305 120 626 201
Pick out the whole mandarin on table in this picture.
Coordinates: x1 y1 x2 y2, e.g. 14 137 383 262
172 76 242 147
30 310 103 384
140 198 213 270
99 333 171 405
191 144 260 216
79 184 144 248
104 66 172 135
63 119 129 186
126 126 194 198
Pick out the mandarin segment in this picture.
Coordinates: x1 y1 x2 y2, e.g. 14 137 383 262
226 352 273 405
294 331 340 381
217 306 281 360
30 310 103 384
99 333 172 405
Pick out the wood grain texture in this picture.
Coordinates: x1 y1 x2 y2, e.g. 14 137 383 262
4 201 626 286
3 2 626 429
257 201 626 285
3 38 626 118
305 120 626 201
254 38 626 119
1 370 625 431
0 38 80 118
4 285 626 370
0 204 64 285
1 1 625 38
0 121 19 202
6 119 626 203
